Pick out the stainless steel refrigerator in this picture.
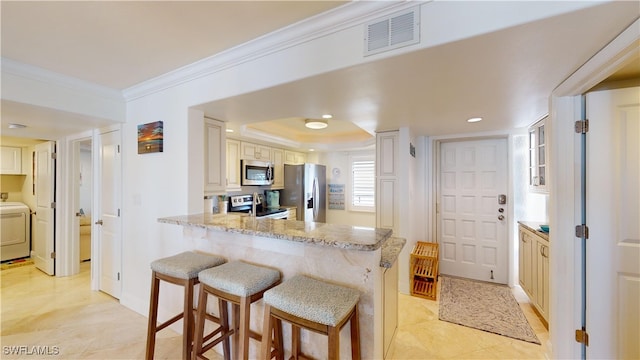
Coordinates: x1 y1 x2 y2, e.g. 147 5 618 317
282 163 326 222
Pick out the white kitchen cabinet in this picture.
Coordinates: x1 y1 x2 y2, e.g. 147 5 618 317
284 150 306 164
376 131 399 233
204 118 226 194
226 139 241 191
383 261 398 358
240 142 271 161
1 146 23 174
518 223 550 324
271 148 284 189
528 117 548 193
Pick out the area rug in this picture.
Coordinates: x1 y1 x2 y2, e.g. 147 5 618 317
1 258 34 270
438 275 541 344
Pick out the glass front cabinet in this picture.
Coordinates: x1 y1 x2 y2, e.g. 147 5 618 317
528 117 548 193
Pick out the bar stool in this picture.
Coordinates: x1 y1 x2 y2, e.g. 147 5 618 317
146 251 226 360
193 261 283 360
260 275 361 360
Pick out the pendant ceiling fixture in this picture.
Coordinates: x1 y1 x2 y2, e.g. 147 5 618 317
305 119 328 129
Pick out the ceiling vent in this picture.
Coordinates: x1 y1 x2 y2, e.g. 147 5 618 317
364 7 420 57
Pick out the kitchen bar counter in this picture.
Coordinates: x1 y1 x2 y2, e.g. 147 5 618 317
158 212 396 261
158 213 403 359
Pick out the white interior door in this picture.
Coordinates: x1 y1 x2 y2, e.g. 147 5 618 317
439 139 509 283
98 130 122 299
586 87 640 359
33 141 56 275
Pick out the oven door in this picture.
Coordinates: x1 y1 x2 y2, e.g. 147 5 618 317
241 160 273 185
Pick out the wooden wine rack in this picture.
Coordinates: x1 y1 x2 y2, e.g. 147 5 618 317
410 241 439 300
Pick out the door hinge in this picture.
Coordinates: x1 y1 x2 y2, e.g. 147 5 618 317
50 202 56 209
576 224 589 239
575 328 589 346
50 251 56 259
118 209 121 217
117 145 120 154
117 272 120 281
575 120 589 134
51 152 58 159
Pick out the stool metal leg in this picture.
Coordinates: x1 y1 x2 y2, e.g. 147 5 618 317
146 272 160 360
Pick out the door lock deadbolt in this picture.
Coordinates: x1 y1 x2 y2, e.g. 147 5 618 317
498 208 504 213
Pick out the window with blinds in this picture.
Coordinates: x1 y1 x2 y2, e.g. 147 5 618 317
351 158 375 212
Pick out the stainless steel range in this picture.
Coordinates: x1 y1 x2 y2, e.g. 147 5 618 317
228 194 289 219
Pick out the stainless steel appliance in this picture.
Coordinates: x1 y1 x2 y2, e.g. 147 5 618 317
241 160 273 186
228 194 289 219
282 163 326 222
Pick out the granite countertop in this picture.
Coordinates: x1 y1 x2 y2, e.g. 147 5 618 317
380 237 406 268
518 221 549 241
158 213 394 252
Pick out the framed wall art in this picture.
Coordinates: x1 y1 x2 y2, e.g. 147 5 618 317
138 121 164 154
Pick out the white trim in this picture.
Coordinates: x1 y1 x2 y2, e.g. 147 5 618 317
549 17 640 360
1 57 124 101
122 1 418 101
554 18 640 96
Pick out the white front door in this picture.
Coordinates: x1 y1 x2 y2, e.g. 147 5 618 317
439 138 509 283
586 87 640 359
33 141 56 275
98 130 122 298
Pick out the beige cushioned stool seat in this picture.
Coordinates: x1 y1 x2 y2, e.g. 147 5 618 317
150 251 226 279
198 261 281 297
264 275 360 326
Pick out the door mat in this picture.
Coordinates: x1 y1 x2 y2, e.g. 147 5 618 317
438 275 541 344
1 258 34 271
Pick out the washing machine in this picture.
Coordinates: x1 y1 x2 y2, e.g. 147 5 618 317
1 202 31 261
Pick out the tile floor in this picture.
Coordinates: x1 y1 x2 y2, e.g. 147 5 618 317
1 262 550 359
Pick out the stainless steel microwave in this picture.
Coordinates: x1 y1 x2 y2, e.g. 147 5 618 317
241 159 274 186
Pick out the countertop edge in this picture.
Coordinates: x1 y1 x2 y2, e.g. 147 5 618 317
158 214 392 252
380 237 406 269
518 221 549 241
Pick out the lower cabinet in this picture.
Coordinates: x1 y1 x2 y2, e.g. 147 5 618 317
518 224 549 324
383 261 398 358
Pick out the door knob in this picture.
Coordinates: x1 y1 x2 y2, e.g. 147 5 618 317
498 215 505 221
95 220 103 225
498 208 504 213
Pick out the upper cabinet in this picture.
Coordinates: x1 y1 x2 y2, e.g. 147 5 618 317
240 142 271 161
204 118 226 194
284 150 307 165
271 148 284 189
226 139 241 191
1 146 23 175
528 117 548 193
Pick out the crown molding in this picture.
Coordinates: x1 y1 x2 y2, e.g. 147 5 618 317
1 57 124 101
122 1 421 101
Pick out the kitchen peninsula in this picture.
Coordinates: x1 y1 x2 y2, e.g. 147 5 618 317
158 212 405 359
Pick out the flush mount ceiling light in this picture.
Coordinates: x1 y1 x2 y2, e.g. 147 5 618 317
305 119 328 129
8 123 27 129
467 117 483 123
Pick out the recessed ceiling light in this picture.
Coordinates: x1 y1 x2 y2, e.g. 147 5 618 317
467 117 483 123
225 129 234 133
305 119 328 129
321 114 333 119
309 149 315 152
8 123 27 129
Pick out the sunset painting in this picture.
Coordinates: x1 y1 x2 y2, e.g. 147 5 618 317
138 121 164 154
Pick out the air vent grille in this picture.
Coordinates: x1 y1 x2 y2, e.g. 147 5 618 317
364 7 420 56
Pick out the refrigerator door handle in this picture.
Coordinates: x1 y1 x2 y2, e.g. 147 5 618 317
312 177 319 220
